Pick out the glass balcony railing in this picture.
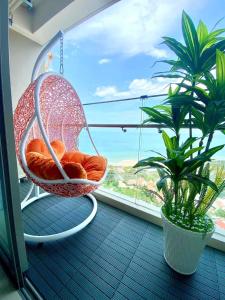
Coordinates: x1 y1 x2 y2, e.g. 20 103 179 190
18 94 225 234
79 95 225 233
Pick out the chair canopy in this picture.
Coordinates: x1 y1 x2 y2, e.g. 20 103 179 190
14 73 105 197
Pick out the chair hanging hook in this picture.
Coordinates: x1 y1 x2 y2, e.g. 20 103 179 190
60 33 64 75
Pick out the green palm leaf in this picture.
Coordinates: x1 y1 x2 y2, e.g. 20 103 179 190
216 49 225 93
197 20 208 51
182 11 200 68
201 39 225 70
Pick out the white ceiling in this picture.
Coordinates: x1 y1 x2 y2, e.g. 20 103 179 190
10 0 120 45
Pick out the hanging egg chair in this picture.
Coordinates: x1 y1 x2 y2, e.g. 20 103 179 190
14 31 107 242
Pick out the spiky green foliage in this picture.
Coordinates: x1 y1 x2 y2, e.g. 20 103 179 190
134 11 225 232
154 11 225 79
197 166 225 214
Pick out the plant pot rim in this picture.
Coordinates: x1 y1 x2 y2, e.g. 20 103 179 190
161 208 215 236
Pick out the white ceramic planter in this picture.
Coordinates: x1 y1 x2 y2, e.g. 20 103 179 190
161 209 214 275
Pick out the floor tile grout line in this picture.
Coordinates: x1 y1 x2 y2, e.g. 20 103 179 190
73 215 130 296
29 245 95 299
134 246 219 285
124 227 220 300
23 197 90 233
132 249 220 299
120 225 191 300
28 251 72 295
112 224 164 300
214 250 224 297
26 268 62 299
128 260 200 300
41 229 119 298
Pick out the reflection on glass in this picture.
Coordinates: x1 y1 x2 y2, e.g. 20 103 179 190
0 158 10 252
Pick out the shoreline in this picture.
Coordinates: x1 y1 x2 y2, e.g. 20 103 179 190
109 159 225 168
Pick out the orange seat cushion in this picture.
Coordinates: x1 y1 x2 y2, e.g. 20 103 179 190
83 155 107 181
63 162 87 179
26 139 106 181
26 152 87 180
63 152 107 180
26 152 62 180
83 156 107 172
86 170 105 181
61 151 88 165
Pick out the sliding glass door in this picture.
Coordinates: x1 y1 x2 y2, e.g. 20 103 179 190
0 147 11 254
0 0 28 288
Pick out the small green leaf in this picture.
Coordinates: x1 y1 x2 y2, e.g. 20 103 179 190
216 49 225 92
157 175 170 191
162 36 192 69
184 147 204 159
162 131 173 152
182 11 200 67
201 39 225 71
197 20 208 50
189 175 218 192
181 137 198 151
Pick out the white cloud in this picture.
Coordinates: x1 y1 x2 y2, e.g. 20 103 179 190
98 58 111 64
95 77 171 99
66 0 201 58
95 86 118 97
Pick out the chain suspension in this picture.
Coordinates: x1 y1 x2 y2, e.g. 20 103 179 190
60 33 64 75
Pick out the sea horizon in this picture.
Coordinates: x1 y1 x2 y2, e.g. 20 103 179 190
79 127 225 164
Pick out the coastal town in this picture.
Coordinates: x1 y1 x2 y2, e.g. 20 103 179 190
103 161 225 231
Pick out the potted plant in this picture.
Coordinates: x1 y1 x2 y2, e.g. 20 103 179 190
134 11 225 275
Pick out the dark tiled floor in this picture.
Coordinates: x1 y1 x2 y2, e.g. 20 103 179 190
20 182 225 300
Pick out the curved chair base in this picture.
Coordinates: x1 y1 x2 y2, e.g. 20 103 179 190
21 188 97 243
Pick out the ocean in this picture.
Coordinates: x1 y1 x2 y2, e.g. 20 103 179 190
79 127 225 164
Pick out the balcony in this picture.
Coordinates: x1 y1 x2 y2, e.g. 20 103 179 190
20 180 225 299
6 1 225 298
17 95 225 298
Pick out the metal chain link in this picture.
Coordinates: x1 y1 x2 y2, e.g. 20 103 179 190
60 34 64 75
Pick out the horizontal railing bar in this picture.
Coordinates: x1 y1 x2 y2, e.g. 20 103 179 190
88 124 166 128
87 124 199 129
83 93 167 106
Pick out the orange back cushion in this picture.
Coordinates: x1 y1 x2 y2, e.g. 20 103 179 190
49 140 65 160
26 139 49 157
61 151 88 165
26 139 65 160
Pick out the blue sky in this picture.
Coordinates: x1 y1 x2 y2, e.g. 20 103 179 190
51 0 225 124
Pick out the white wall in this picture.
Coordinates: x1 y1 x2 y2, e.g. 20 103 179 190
9 29 41 109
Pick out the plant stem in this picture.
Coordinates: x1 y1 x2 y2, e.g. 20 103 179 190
174 181 179 213
198 137 204 155
189 79 196 159
194 132 214 215
205 131 214 152
198 131 214 175
189 110 193 153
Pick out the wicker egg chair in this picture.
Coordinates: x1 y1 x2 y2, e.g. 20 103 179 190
14 31 107 242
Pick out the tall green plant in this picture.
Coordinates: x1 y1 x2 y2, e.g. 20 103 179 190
134 11 225 232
